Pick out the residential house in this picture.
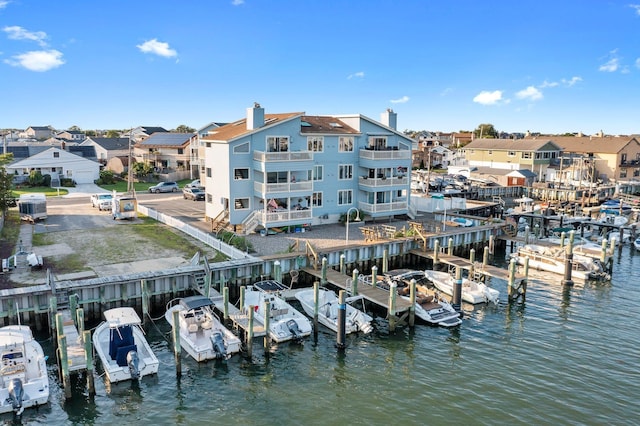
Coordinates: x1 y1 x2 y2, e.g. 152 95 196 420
124 126 168 143
19 126 54 140
81 137 131 165
56 130 86 141
191 122 227 181
6 147 100 184
133 132 193 181
536 136 640 183
201 104 413 234
462 138 562 174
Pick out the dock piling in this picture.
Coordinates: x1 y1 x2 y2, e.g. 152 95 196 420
483 246 489 267
141 279 149 324
383 249 388 274
434 240 440 265
371 265 378 287
321 257 327 285
452 267 462 313
562 231 575 287
388 281 397 332
172 309 181 377
247 305 254 358
340 254 345 275
83 330 95 396
409 279 416 327
351 269 359 296
223 286 229 323
313 281 319 341
336 290 346 350
263 300 270 353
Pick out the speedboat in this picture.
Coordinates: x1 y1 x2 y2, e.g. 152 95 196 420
510 244 609 281
359 273 462 327
165 296 241 361
0 325 49 416
424 270 499 304
92 307 159 383
242 280 312 343
295 288 373 334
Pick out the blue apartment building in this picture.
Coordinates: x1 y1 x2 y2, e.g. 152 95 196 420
202 103 413 234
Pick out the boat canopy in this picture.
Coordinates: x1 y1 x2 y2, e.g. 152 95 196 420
179 296 213 311
104 307 142 327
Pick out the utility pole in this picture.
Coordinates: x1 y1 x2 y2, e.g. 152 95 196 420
127 130 135 195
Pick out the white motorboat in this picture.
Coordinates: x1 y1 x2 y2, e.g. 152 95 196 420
92 307 159 383
242 280 312 343
358 273 462 328
0 325 49 416
294 288 373 334
597 213 628 227
424 270 500 305
165 296 241 361
510 244 609 281
634 237 640 251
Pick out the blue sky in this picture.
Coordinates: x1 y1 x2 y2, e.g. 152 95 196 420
2 0 640 135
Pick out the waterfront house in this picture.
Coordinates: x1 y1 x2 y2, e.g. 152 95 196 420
133 132 193 181
6 147 100 184
191 122 227 182
80 137 130 166
56 130 86 141
462 138 561 174
201 104 413 234
19 126 54 140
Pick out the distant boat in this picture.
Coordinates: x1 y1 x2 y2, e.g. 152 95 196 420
165 296 241 361
295 288 373 334
92 307 159 383
510 244 609 281
0 325 49 416
634 237 640 251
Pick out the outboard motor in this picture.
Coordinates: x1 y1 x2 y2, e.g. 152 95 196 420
211 331 227 359
8 378 24 416
286 319 302 342
126 350 140 380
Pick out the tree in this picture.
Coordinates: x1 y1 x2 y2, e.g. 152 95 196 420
132 162 154 178
175 125 195 133
106 130 121 138
473 123 498 139
69 125 81 131
0 153 15 215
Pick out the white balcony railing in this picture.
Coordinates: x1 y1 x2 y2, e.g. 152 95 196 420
358 176 408 187
359 149 411 161
254 181 313 194
253 151 313 162
358 201 408 214
258 208 313 225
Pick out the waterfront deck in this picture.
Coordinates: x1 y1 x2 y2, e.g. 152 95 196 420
59 310 87 373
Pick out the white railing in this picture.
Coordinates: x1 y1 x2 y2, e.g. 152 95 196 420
359 149 411 160
254 181 313 194
258 209 312 225
241 210 261 235
358 201 408 214
253 151 313 162
137 204 256 260
358 176 408 187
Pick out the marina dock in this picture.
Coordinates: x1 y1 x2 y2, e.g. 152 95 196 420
207 290 266 337
59 310 87 373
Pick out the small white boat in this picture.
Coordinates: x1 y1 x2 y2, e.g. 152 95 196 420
510 244 609 281
634 237 640 251
165 296 241 361
358 273 461 327
424 270 499 305
295 288 373 334
92 307 159 383
597 213 628 227
243 280 313 343
0 325 49 416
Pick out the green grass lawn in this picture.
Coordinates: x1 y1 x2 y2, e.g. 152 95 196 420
11 187 69 197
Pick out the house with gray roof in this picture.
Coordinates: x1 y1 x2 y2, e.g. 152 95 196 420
81 137 131 165
133 132 193 180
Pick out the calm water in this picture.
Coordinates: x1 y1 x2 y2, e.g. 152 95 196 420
4 247 640 426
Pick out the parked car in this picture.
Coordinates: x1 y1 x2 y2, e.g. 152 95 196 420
183 186 205 201
148 181 179 193
185 179 203 189
90 193 113 210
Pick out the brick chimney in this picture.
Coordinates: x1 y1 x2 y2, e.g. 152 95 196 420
380 108 397 130
246 102 265 130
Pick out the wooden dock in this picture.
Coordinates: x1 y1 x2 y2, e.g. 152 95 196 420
302 267 413 313
59 310 87 373
208 291 266 337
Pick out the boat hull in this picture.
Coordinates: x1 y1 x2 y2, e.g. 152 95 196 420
425 271 499 304
295 289 373 334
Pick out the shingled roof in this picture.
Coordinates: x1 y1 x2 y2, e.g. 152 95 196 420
136 132 193 148
534 136 639 154
300 116 359 134
201 112 303 142
464 138 561 151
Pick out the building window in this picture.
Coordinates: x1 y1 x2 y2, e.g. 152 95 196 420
339 137 354 152
488 150 492 155
177 148 184 155
267 136 289 152
508 151 516 157
621 153 627 164
206 168 212 178
620 169 627 178
339 164 353 180
312 192 323 207
51 167 56 172
368 136 387 150
634 169 640 177
234 198 249 210
338 189 353 205
206 142 211 148
206 194 212 203
522 152 532 159
53 151 59 158
234 168 249 180
308 165 323 181
267 171 288 183
543 152 550 159
307 136 324 152
234 142 249 153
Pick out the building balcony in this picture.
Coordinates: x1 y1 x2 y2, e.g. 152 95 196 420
358 176 408 188
254 180 313 197
253 151 313 162
258 208 313 226
359 148 411 161
358 200 408 216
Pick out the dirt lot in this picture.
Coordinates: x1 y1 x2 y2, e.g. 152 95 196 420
3 197 220 286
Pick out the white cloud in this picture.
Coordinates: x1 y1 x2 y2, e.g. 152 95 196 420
440 87 453 96
562 76 582 86
539 80 559 88
629 4 640 15
516 86 543 101
390 96 409 104
635 58 640 69
3 25 48 47
347 71 364 79
0 1 9 9
231 0 244 4
136 39 177 58
473 90 503 105
599 49 620 72
4 49 64 71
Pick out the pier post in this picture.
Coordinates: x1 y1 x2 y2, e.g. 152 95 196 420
524 257 530 280
223 286 230 323
49 297 57 334
601 238 608 263
76 308 84 340
469 249 476 278
69 294 78 323
618 226 625 247
263 300 270 353
239 286 246 313
524 225 530 244
313 281 319 341
321 257 328 285
489 235 495 255
351 269 359 296
247 305 254 358
58 334 71 399
141 279 149 324
434 240 440 266
383 248 389 274
340 254 345 275
560 231 566 248
508 258 517 300
336 290 346 350
483 246 489 267
388 281 397 332
452 267 462 313
371 265 378 287
172 310 181 377
204 270 212 298
83 330 95 396
274 260 281 283
448 238 453 255
561 231 575 287
409 279 416 327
